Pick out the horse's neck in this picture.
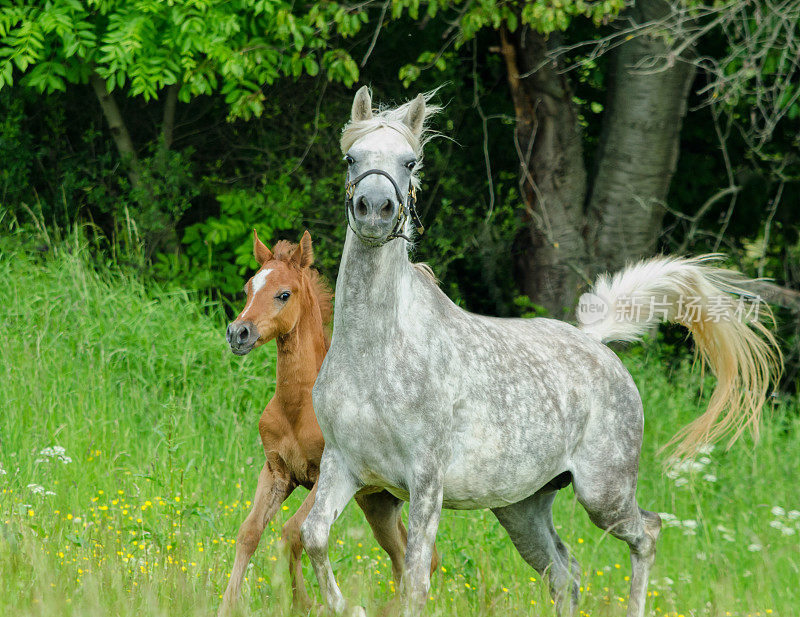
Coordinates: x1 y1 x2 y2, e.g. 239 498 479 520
274 293 326 411
334 230 414 331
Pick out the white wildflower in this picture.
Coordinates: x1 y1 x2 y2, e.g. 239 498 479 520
788 510 800 520
747 543 762 552
35 445 72 464
674 477 689 487
771 506 786 517
782 526 796 536
703 473 717 483
723 534 735 542
769 520 783 530
682 519 698 529
0 464 6 476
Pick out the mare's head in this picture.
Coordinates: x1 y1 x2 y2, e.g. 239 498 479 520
341 86 440 246
226 230 330 355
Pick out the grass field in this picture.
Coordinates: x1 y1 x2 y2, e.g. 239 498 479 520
1 231 798 617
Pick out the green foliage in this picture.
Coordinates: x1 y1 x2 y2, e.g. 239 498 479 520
0 95 32 201
0 0 367 119
396 0 626 85
133 145 200 250
155 175 305 296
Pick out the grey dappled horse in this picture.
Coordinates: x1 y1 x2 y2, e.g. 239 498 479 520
300 87 780 617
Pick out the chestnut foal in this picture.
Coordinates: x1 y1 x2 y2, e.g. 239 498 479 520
219 230 432 615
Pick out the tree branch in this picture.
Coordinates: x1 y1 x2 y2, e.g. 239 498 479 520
90 71 141 190
161 83 179 150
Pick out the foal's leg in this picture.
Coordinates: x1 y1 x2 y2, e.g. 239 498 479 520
355 490 408 583
280 484 318 609
572 465 661 617
399 478 444 617
492 490 580 617
355 490 442 584
219 461 292 617
301 449 361 616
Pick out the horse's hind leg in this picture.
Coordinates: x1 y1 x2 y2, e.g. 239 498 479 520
219 460 292 616
572 463 661 617
492 490 580 617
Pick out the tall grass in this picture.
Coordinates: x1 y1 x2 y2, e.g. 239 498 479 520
0 231 798 617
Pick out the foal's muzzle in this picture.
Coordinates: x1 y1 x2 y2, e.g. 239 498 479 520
226 320 259 356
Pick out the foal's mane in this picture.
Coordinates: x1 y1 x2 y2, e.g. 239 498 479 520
272 240 333 344
340 89 442 189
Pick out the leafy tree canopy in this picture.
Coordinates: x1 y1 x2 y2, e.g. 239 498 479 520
0 0 369 118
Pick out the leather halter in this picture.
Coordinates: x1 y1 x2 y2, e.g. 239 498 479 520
344 169 424 242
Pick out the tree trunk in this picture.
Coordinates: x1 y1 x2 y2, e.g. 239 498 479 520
503 0 698 317
588 0 696 273
161 83 179 150
89 72 142 190
90 73 180 256
500 27 590 318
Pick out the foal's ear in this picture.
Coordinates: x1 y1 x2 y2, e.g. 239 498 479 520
403 93 426 136
290 230 314 269
351 85 373 122
253 229 273 266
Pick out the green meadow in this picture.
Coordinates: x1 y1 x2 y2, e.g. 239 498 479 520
1 232 798 617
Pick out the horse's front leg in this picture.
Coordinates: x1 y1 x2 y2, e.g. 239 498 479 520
300 448 361 615
400 472 444 617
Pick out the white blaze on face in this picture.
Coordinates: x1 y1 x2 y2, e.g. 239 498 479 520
242 268 273 315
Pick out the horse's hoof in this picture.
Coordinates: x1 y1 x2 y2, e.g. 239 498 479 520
347 606 367 617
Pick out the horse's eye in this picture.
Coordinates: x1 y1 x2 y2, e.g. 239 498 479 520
405 160 417 170
344 154 355 165
277 291 291 302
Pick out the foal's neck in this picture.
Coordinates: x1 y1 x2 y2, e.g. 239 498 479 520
274 288 327 407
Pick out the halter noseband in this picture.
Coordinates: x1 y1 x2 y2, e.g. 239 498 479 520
344 169 424 243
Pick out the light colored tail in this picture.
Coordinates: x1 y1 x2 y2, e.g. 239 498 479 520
578 254 782 457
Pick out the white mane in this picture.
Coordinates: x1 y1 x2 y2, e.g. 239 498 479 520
340 90 442 188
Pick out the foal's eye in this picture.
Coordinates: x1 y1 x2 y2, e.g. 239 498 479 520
276 291 291 302
405 159 417 171
344 154 355 165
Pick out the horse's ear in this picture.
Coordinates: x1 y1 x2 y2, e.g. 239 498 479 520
253 229 273 266
290 230 314 269
403 93 426 136
351 85 373 123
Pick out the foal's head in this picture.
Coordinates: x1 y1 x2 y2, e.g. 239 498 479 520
226 230 329 355
341 86 440 246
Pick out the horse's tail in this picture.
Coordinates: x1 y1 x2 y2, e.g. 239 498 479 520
578 254 782 457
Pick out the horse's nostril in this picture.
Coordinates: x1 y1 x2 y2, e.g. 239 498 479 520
355 196 369 217
238 325 250 342
379 201 393 219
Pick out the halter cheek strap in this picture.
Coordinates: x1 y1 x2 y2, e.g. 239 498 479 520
344 169 425 242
